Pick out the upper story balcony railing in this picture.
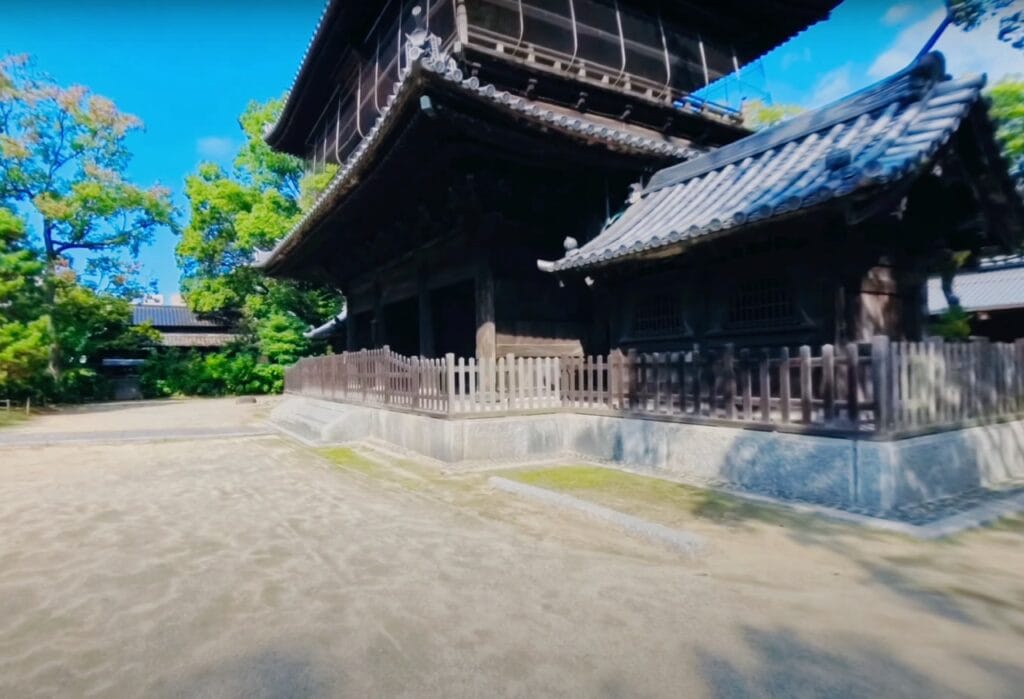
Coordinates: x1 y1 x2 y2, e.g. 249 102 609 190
305 0 742 175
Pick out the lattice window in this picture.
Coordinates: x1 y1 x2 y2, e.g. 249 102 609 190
633 294 682 337
727 277 795 329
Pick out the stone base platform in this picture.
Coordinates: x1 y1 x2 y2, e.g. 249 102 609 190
272 396 1024 513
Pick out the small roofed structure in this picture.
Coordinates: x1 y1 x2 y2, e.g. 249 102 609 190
131 305 239 349
928 255 1024 340
542 52 1023 348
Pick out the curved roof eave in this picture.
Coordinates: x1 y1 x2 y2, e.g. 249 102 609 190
256 42 702 277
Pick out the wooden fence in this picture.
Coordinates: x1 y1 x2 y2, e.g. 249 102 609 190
284 337 1024 436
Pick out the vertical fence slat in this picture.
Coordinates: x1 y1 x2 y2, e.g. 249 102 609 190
759 348 771 422
844 342 859 426
821 344 835 423
778 347 791 424
799 345 812 424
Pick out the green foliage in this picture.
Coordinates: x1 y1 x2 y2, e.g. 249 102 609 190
139 348 283 398
988 78 1024 187
256 313 309 366
0 203 159 402
930 305 974 340
741 99 803 130
0 54 174 277
0 53 174 398
948 1 1024 49
0 207 51 399
298 164 338 212
174 97 341 397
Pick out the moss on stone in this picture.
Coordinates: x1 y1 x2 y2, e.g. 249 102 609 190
506 465 818 528
318 447 381 475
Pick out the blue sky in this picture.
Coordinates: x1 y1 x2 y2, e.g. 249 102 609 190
3 0 1023 300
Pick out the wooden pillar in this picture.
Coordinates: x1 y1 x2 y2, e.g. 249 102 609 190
475 262 496 360
371 281 385 349
418 269 435 358
346 307 357 351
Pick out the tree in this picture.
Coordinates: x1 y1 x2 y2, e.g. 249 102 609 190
741 99 803 130
987 77 1024 189
0 208 50 399
0 54 174 272
947 1 1024 50
177 98 340 365
0 54 174 381
1 208 158 401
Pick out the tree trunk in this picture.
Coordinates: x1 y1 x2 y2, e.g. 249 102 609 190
41 218 62 383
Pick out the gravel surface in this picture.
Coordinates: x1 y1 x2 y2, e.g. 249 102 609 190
0 400 1022 697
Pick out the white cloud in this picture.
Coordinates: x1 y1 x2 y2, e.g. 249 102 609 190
882 3 914 26
196 136 236 160
781 46 812 70
807 63 855 108
869 8 1024 82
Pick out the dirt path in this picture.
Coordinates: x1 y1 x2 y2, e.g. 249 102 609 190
0 400 1021 697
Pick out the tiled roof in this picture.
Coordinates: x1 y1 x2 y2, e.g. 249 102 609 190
159 333 240 348
254 33 698 274
543 52 988 273
132 305 223 328
928 257 1024 314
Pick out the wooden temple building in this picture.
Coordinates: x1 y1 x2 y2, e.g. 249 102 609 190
257 0 842 358
258 1 1020 360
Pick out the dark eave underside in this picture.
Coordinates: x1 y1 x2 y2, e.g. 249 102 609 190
261 73 681 282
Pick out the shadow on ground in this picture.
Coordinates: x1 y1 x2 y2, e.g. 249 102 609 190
697 625 969 699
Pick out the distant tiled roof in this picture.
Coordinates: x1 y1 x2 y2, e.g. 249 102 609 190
544 52 988 273
132 304 221 329
928 256 1024 314
159 333 239 348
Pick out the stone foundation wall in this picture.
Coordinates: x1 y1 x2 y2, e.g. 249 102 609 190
272 397 1024 511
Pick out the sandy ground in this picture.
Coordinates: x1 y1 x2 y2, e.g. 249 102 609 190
0 400 1022 697
1 397 274 435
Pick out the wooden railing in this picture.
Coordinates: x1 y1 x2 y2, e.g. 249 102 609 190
284 337 1024 436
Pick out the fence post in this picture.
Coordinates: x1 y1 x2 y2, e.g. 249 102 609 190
973 337 993 417
871 335 892 433
759 348 771 422
844 342 860 426
411 357 421 410
928 337 944 424
779 346 791 424
626 348 638 411
799 345 812 424
361 349 368 403
554 356 563 405
609 349 622 410
1016 339 1024 412
445 353 456 415
821 344 835 423
503 353 515 410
